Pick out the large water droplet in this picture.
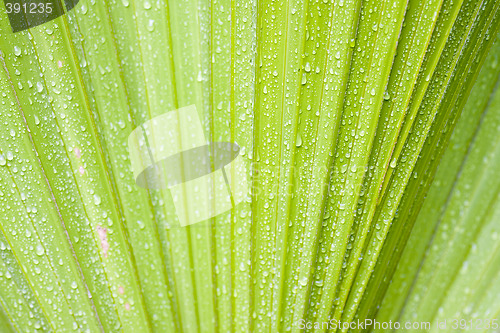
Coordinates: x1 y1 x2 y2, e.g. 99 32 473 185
35 245 45 256
296 134 302 147
299 276 308 286
147 19 155 31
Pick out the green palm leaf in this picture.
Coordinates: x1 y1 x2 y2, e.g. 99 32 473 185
0 0 499 332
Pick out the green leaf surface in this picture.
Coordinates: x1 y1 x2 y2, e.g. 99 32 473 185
0 1 499 332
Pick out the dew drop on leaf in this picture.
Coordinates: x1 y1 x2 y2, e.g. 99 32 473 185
390 158 398 168
35 245 45 256
296 134 302 147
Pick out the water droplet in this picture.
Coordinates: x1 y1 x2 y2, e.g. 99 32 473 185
35 245 45 256
390 158 397 168
299 276 308 286
0 155 6 166
147 19 155 31
14 46 21 56
301 74 307 85
296 134 303 147
138 221 145 230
